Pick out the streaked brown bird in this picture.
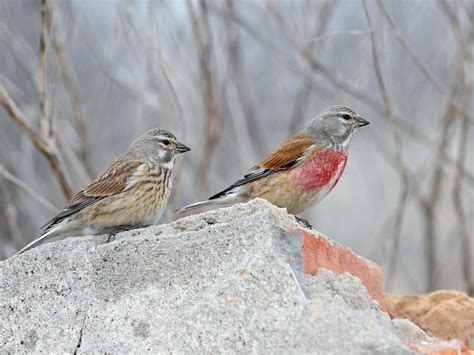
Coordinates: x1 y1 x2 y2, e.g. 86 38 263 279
178 105 369 218
17 128 190 255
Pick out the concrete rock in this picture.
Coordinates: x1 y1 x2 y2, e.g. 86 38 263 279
1 198 420 354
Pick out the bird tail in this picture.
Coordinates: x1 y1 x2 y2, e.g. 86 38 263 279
15 223 63 256
176 195 239 214
176 200 219 214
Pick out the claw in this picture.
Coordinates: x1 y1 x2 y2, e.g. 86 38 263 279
295 216 313 229
103 224 145 243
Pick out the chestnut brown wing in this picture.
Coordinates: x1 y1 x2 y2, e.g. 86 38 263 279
209 132 315 200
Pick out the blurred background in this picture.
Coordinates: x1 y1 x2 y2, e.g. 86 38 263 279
0 0 472 295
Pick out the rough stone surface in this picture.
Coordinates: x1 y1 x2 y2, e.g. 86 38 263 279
0 199 426 354
386 291 474 348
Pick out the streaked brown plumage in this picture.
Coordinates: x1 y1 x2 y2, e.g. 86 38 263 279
16 128 190 255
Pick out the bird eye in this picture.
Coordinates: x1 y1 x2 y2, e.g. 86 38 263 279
162 139 170 145
342 114 351 120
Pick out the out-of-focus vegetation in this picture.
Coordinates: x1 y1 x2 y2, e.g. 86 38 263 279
0 0 472 295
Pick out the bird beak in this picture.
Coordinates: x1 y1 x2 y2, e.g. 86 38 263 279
175 142 191 154
355 115 370 127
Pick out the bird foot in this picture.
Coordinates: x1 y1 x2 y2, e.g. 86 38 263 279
295 216 313 229
104 224 145 243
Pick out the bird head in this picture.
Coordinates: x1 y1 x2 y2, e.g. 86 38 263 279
128 128 191 165
306 105 369 149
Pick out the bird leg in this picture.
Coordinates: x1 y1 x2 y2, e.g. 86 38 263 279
294 216 313 229
104 224 145 242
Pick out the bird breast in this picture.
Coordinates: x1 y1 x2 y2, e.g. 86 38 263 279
127 165 173 225
290 149 347 192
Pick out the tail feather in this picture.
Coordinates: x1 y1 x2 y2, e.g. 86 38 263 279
176 195 240 214
15 224 63 255
176 200 219 214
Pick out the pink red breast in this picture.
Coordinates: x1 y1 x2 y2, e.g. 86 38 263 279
291 149 348 191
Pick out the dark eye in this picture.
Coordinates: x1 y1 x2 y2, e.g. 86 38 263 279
342 114 351 120
162 139 170 145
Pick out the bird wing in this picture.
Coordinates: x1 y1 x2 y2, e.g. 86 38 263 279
209 132 315 199
41 159 144 231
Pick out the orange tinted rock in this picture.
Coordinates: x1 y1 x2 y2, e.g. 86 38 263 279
407 339 472 355
290 228 387 312
386 291 474 349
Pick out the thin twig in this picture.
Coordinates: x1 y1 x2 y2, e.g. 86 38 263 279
0 164 58 213
225 0 264 155
56 120 92 186
117 1 188 140
209 2 335 102
188 0 222 196
0 84 74 198
0 21 38 88
448 0 473 295
52 35 95 179
266 0 381 110
419 107 455 291
418 47 466 291
454 105 473 295
0 182 25 251
289 0 337 134
376 0 473 124
39 0 50 137
305 28 373 44
362 0 409 291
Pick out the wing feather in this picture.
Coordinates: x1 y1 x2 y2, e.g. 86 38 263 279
257 132 315 169
41 159 143 231
209 132 315 200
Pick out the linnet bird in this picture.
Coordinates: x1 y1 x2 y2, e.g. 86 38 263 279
178 105 368 218
17 128 190 255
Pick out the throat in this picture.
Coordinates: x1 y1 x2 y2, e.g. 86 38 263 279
292 149 347 191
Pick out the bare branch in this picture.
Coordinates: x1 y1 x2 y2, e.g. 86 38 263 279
51 28 95 179
377 0 473 124
225 0 264 155
362 0 409 291
0 184 25 251
289 0 337 134
157 47 187 141
305 28 373 44
0 84 74 198
0 85 47 152
0 22 38 88
449 0 473 295
454 106 473 295
39 0 49 136
0 164 58 214
418 59 464 291
188 0 222 196
266 0 382 110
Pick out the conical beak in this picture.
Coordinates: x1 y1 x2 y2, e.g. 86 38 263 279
355 115 370 127
175 141 191 154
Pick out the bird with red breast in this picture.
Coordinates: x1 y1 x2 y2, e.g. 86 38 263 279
178 105 369 220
